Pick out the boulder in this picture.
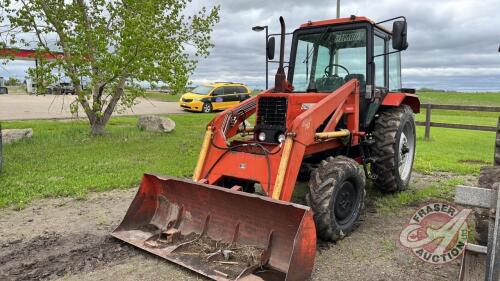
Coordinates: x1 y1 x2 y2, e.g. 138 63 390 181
2 128 33 144
137 115 175 133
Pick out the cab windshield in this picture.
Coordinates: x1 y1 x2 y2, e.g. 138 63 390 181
192 86 214 95
291 28 367 93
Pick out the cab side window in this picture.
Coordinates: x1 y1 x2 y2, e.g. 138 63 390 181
388 38 402 91
374 35 385 88
212 87 224 96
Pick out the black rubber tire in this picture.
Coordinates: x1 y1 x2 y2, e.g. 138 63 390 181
495 117 499 166
307 156 366 241
370 105 416 192
202 102 212 113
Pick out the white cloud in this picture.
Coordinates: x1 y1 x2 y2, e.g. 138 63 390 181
1 0 500 91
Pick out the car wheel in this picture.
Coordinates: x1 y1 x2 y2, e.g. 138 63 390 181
202 102 213 113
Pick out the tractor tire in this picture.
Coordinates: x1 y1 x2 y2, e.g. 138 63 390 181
307 156 366 241
202 102 213 113
370 105 416 192
495 117 499 166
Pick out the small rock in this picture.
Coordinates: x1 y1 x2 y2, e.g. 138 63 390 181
137 115 175 133
2 128 33 144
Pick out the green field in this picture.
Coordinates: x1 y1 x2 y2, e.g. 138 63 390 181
0 91 498 208
414 91 498 173
0 114 213 208
418 91 500 106
417 91 500 127
144 91 182 102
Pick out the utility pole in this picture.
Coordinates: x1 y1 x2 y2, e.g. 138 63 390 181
334 0 340 75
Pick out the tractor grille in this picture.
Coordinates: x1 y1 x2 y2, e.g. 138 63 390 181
257 97 287 127
182 98 193 102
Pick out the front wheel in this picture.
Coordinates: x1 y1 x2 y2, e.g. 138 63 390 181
307 156 366 241
202 102 212 113
370 105 416 192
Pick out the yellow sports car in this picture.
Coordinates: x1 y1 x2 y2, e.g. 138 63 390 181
179 82 251 113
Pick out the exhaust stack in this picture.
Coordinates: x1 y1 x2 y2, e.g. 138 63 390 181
274 17 292 93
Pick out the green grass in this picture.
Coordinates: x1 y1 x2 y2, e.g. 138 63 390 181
0 90 498 208
0 114 214 208
418 91 500 106
415 126 495 175
412 91 498 175
144 91 181 102
416 91 500 127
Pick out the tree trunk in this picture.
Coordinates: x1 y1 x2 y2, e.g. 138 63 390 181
90 119 106 136
87 80 126 136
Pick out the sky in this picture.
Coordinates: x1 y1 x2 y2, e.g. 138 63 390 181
1 0 500 92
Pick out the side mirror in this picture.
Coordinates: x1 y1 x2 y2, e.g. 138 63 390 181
392 20 408 51
267 37 275 60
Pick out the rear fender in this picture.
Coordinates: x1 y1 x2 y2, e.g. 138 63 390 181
381 92 420 113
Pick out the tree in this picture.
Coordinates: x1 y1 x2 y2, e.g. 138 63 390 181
5 77 20 86
0 0 219 135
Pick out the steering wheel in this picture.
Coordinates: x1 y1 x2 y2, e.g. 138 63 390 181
324 64 350 77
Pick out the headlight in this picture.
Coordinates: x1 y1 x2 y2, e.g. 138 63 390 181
277 133 286 143
258 132 266 142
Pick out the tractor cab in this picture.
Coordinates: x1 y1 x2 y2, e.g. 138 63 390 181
288 16 407 94
271 16 409 128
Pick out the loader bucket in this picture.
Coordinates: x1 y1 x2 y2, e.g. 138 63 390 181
112 174 316 281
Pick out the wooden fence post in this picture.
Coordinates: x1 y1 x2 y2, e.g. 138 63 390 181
424 104 432 141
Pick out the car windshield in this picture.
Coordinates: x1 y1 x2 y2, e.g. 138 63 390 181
192 86 214 95
291 28 367 93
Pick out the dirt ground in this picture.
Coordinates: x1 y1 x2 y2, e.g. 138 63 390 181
0 172 477 281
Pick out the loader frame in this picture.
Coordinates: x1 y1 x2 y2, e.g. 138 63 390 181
193 80 417 202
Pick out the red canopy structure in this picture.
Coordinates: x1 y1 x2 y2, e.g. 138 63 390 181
0 48 63 61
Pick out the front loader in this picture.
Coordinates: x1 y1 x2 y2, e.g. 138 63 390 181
113 15 420 281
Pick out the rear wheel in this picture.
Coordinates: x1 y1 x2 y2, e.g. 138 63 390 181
202 102 212 113
307 156 366 241
370 105 416 192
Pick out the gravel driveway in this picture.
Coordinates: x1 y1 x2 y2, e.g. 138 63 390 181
0 94 183 121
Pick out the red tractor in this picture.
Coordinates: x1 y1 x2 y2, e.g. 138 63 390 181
113 15 419 281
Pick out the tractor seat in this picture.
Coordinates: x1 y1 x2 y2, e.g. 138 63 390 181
344 74 366 92
315 76 344 93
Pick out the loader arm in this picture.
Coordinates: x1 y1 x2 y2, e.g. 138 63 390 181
193 79 361 202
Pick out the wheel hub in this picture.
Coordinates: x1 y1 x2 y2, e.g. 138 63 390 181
398 123 415 182
334 181 357 223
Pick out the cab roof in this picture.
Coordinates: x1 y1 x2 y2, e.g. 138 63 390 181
299 16 391 34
